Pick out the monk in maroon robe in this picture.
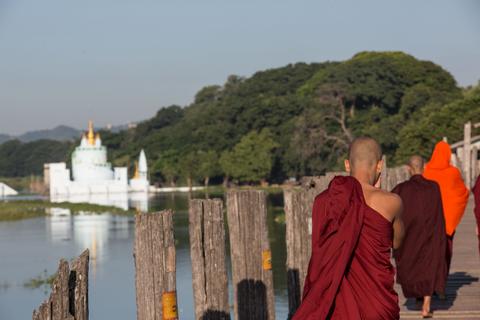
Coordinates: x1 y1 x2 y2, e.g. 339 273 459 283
473 175 480 255
293 137 404 320
392 155 447 318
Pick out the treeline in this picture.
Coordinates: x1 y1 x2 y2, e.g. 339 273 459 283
1 51 479 185
0 139 73 177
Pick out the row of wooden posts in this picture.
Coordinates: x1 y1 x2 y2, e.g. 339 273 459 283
32 164 411 320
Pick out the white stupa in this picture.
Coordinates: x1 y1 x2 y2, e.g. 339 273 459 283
0 182 18 197
47 121 150 200
129 149 150 192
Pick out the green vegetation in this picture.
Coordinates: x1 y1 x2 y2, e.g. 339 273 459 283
220 129 278 184
0 51 478 185
0 176 34 192
0 139 73 177
24 270 56 289
0 200 133 222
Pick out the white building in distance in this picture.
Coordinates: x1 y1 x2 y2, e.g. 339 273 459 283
48 121 150 199
0 182 18 197
129 149 150 193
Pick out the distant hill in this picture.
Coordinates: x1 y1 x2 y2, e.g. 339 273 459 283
0 134 11 144
0 125 81 144
17 125 81 142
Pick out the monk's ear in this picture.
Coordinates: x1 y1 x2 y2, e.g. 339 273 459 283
376 159 383 174
344 159 351 173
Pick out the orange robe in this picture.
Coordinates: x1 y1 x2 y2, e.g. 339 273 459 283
423 141 469 236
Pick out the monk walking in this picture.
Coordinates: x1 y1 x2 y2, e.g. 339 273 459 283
293 137 404 320
473 175 480 255
392 155 447 318
423 141 469 274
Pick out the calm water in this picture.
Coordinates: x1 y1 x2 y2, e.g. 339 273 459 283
0 192 288 319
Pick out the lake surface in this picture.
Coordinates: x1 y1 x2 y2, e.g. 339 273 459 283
0 192 288 319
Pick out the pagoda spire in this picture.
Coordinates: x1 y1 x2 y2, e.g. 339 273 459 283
87 120 95 145
133 161 140 179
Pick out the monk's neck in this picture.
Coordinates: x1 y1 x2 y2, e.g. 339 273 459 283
351 171 376 186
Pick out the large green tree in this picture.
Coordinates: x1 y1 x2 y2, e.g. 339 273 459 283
220 129 278 184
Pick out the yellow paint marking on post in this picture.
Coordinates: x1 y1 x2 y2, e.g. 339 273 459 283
262 250 272 270
162 291 178 320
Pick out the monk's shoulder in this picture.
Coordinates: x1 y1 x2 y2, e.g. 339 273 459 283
370 189 403 220
424 178 441 193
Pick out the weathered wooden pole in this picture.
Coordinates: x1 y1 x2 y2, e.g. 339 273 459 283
472 146 478 187
284 189 309 317
464 121 472 187
134 211 178 320
32 249 89 320
381 155 388 190
284 175 331 317
188 199 230 320
226 190 275 320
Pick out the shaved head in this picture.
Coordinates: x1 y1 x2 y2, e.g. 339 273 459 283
348 137 382 170
408 155 424 174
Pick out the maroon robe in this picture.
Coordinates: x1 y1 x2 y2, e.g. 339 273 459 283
473 175 480 255
293 176 399 320
392 175 447 297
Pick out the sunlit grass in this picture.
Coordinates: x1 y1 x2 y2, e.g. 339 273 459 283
24 270 57 289
0 200 134 222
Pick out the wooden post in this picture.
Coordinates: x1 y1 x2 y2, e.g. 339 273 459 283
381 155 388 190
189 199 230 320
464 121 472 187
284 177 326 317
472 147 478 187
134 211 178 320
226 190 275 320
32 249 89 320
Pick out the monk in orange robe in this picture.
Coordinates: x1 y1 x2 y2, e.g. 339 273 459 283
293 137 404 320
392 156 447 318
423 141 469 274
473 175 480 255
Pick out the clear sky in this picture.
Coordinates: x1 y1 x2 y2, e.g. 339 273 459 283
0 0 479 135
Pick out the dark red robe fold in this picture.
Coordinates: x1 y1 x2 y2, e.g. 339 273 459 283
473 175 480 255
293 176 399 320
392 175 447 298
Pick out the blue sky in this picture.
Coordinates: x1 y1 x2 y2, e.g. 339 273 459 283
0 0 479 135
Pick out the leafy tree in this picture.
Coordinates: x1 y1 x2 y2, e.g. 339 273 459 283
153 150 181 187
179 151 201 190
220 129 278 184
197 150 221 187
395 86 480 162
0 139 72 177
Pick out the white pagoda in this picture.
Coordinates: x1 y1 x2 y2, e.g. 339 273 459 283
48 121 150 199
129 149 150 192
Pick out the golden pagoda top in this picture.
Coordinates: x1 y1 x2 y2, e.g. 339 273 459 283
87 120 95 145
133 161 140 179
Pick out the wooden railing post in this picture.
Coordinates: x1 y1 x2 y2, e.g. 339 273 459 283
284 175 332 317
472 146 478 187
464 121 472 187
189 199 230 320
32 249 89 320
226 190 275 320
134 211 178 320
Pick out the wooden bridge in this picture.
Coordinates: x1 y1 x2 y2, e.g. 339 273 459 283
32 184 479 320
399 197 480 319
